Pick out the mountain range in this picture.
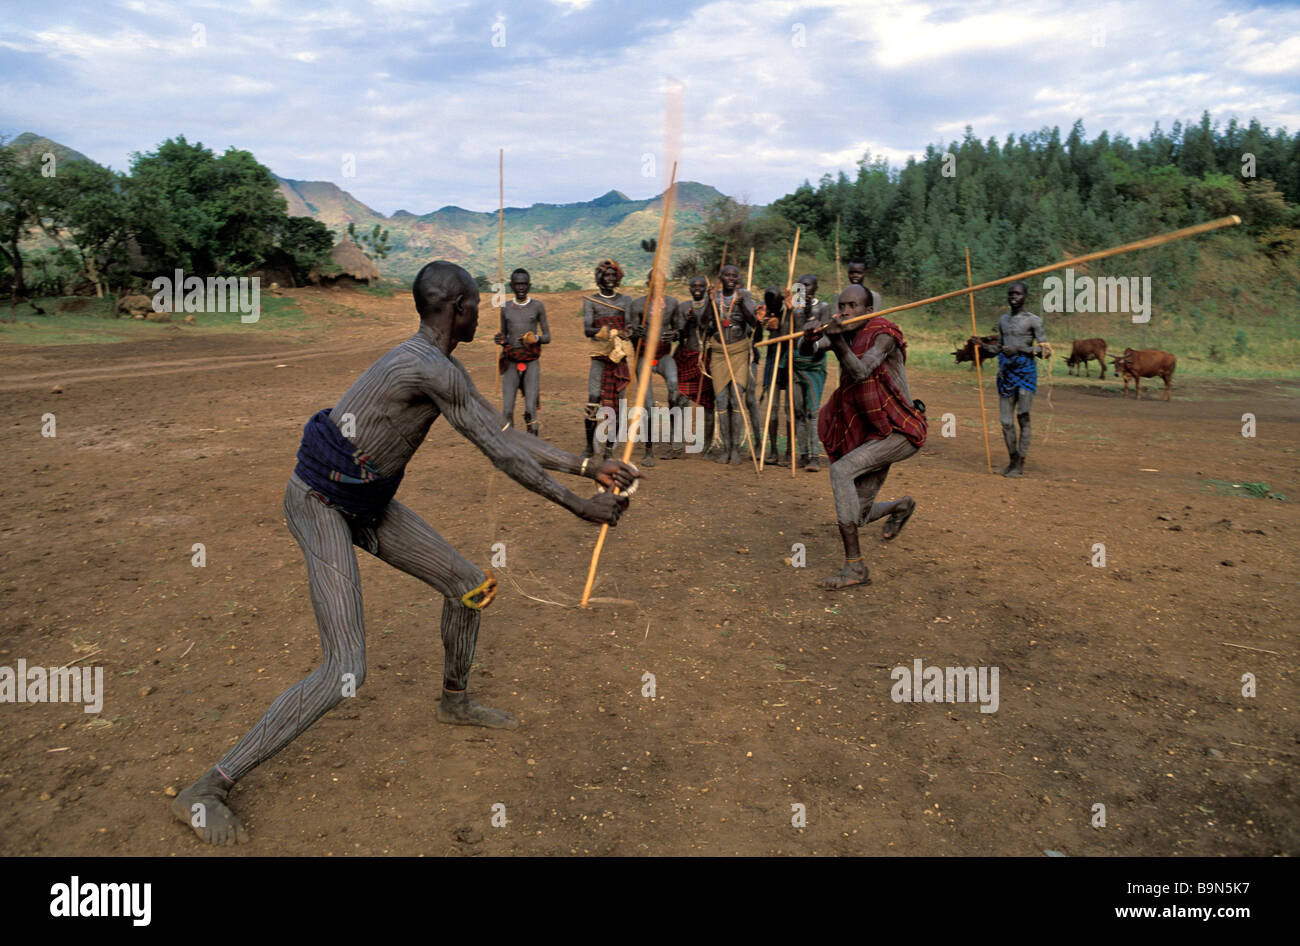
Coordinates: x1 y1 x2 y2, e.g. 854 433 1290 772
10 133 725 287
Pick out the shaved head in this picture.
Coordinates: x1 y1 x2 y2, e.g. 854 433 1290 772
413 261 477 319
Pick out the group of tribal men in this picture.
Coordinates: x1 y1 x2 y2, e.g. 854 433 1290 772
496 258 874 471
175 256 1046 844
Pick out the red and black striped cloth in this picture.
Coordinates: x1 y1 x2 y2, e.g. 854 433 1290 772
674 347 714 410
817 317 927 462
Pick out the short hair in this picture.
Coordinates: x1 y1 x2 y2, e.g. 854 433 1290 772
595 258 624 284
413 261 476 319
763 287 784 312
1008 281 1028 294
689 275 707 284
847 259 867 268
510 268 530 281
798 273 818 284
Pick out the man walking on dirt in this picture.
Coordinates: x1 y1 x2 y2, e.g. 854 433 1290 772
995 281 1048 478
807 284 925 590
173 260 640 845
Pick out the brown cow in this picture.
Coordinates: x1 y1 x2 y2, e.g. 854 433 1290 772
952 333 1000 368
1111 348 1176 400
1066 337 1107 378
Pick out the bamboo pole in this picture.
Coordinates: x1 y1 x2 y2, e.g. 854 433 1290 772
757 216 1243 348
786 227 800 475
966 247 993 475
580 164 679 608
746 246 754 291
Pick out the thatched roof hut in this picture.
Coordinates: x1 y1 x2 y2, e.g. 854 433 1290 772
308 240 381 287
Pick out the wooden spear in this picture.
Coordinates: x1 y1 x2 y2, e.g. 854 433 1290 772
757 216 1243 348
785 226 801 475
835 216 843 290
580 164 679 608
966 247 993 475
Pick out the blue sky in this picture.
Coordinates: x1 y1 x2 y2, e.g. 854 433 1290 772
2 0 1297 214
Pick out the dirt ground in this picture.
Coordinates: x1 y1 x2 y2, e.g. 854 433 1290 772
0 286 1296 856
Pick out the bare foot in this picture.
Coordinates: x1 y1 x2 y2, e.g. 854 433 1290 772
882 497 916 540
171 772 248 845
818 561 870 590
438 691 519 730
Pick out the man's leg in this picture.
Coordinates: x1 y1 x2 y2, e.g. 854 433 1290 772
502 364 521 429
714 384 732 464
174 478 368 845
820 433 919 589
584 361 603 459
522 360 541 436
1012 388 1033 476
371 498 518 729
657 357 684 458
794 376 812 468
999 391 1019 475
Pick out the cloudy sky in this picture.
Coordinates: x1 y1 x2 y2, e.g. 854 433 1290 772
2 0 1298 215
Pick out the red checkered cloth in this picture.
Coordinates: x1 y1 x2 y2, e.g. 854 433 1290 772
592 310 631 408
498 339 542 375
675 346 714 410
818 317 927 462
596 359 630 408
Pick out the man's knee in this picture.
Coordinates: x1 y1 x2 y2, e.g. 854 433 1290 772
1017 412 1031 424
584 401 601 422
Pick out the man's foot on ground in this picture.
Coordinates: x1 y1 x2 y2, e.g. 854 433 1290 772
171 772 248 845
438 692 520 730
1005 455 1024 478
1000 454 1018 476
641 452 656 468
818 560 870 590
882 496 916 540
804 456 823 472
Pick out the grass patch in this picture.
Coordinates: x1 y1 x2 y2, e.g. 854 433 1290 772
1203 479 1287 501
0 294 313 345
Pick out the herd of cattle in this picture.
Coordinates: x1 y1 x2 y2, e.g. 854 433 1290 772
952 335 1177 400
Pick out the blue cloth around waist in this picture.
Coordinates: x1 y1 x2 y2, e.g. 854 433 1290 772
997 352 1038 397
293 408 404 528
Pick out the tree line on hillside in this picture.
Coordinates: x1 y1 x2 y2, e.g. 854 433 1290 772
681 114 1300 302
0 135 336 309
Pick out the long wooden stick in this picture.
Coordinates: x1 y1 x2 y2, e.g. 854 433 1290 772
835 216 843 290
580 164 678 607
746 246 754 291
786 227 800 475
497 149 504 297
758 216 1242 347
966 247 993 475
